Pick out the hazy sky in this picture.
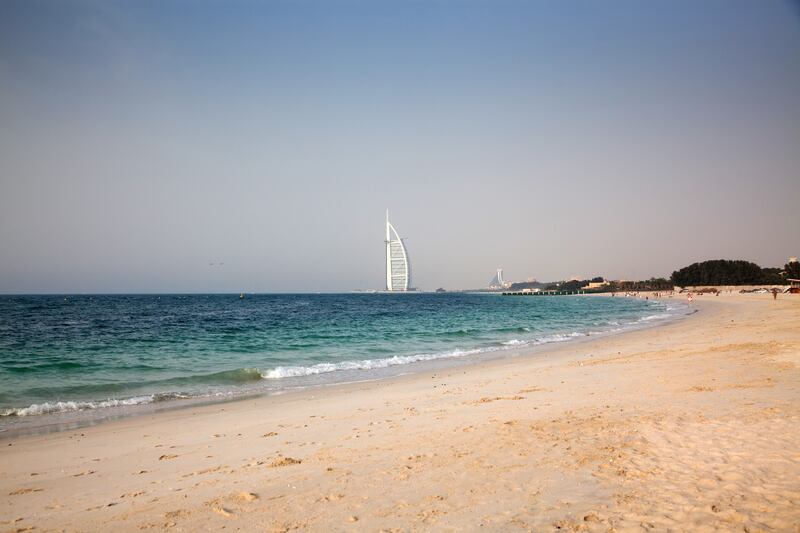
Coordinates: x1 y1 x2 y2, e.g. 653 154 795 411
1 1 799 293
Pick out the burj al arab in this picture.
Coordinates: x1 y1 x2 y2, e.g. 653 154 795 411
385 210 411 291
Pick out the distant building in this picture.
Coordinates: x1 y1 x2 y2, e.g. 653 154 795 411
385 210 411 291
582 280 609 291
489 268 506 289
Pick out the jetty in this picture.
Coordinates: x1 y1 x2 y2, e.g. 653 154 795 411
502 290 588 296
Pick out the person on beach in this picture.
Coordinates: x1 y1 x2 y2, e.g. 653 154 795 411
772 288 778 300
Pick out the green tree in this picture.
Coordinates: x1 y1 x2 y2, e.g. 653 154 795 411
785 260 800 280
671 259 789 286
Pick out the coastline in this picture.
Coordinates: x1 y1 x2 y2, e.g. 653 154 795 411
2 293 798 531
0 294 686 437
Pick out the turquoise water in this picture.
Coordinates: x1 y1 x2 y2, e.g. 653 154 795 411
0 293 684 428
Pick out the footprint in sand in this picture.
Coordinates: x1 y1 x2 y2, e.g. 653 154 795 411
316 493 344 502
8 488 43 496
184 465 226 477
688 385 714 392
159 454 178 461
236 492 259 502
269 457 302 467
470 395 526 405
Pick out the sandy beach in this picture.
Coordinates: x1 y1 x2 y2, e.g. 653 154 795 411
1 293 798 532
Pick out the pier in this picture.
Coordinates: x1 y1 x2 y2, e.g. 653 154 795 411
502 290 588 296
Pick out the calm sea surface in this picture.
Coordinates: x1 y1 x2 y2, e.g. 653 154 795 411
0 293 685 430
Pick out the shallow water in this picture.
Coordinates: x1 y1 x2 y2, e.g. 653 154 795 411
0 293 685 428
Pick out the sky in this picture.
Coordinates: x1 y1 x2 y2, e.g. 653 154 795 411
1 0 799 293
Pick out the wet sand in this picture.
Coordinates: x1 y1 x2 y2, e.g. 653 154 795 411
2 293 799 532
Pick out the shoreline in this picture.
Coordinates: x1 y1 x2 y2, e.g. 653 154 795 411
2 293 798 531
0 295 689 438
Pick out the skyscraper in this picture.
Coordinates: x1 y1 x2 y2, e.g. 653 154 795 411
489 268 505 288
385 210 411 291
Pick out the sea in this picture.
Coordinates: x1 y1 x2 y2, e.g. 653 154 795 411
0 293 688 433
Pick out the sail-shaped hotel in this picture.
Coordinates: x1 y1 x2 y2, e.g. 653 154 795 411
385 210 411 291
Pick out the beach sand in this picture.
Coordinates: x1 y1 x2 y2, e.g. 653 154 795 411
2 293 799 532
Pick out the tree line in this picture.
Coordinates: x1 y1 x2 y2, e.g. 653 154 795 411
670 259 798 287
505 259 798 292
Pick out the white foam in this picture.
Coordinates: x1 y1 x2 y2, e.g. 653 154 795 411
1 392 194 417
533 331 585 344
264 330 604 380
263 347 495 379
2 396 154 417
638 313 671 322
501 339 526 346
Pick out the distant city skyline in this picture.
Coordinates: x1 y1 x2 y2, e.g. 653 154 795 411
1 1 799 293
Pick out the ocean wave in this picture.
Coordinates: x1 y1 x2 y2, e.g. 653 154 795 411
533 331 585 344
265 331 594 380
438 328 476 338
263 347 493 379
4 360 98 373
181 368 264 385
638 313 671 322
488 326 533 334
0 392 192 417
501 339 526 346
20 368 266 399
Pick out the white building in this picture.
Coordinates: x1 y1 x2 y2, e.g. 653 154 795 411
489 268 505 289
385 210 411 291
